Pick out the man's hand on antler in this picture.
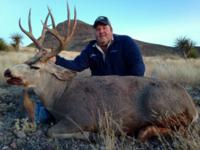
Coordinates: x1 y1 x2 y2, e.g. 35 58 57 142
49 56 56 63
48 51 67 63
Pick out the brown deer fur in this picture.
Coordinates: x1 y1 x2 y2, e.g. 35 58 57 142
4 62 199 141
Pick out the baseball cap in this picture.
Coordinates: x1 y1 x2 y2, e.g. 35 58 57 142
93 16 111 28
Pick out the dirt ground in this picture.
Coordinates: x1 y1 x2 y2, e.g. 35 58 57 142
0 84 200 150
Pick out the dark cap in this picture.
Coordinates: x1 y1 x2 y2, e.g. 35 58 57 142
93 16 111 28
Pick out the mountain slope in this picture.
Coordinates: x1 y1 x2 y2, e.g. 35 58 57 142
41 20 179 56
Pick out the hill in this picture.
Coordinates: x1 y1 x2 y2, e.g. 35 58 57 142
38 20 180 56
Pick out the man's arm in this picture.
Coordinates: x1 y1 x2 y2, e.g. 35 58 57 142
123 36 145 76
55 49 89 72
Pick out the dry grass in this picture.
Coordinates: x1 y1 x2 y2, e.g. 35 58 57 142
144 56 200 85
95 112 127 150
0 49 80 84
168 123 200 150
0 51 33 84
92 111 200 150
1 50 200 149
1 50 200 85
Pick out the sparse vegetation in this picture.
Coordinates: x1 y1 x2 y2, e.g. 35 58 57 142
190 48 199 58
96 115 200 150
1 51 200 149
1 51 200 86
0 51 33 84
175 36 198 58
96 112 126 150
10 33 23 51
0 38 8 51
145 56 200 85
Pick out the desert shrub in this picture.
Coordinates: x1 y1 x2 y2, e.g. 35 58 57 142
189 48 199 58
0 38 8 51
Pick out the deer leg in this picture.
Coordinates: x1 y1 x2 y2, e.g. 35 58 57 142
138 126 172 142
23 89 35 125
47 119 90 140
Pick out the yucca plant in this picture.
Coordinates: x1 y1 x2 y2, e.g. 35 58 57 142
175 36 196 58
10 33 23 51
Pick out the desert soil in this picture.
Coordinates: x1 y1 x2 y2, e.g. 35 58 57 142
0 84 200 150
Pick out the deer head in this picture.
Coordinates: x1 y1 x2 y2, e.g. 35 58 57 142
4 3 77 88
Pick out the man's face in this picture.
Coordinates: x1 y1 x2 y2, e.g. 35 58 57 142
95 24 113 47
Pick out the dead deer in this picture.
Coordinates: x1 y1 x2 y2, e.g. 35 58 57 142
4 4 198 142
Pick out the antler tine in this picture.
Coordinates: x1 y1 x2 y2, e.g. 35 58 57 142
46 8 64 43
67 6 77 42
28 9 32 33
39 12 50 45
45 4 77 47
19 9 44 51
19 9 49 65
66 2 71 37
64 5 77 44
47 7 56 29
39 8 66 62
39 5 77 62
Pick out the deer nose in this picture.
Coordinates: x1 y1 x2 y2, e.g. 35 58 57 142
4 69 11 77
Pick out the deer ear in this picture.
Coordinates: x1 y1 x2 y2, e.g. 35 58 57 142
53 69 76 81
30 62 43 69
45 62 76 81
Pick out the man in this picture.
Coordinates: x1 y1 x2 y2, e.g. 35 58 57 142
54 16 145 76
36 16 145 123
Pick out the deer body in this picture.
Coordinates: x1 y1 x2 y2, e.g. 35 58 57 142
5 62 198 140
45 75 199 137
4 5 198 141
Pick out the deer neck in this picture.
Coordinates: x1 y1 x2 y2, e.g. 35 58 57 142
33 75 70 109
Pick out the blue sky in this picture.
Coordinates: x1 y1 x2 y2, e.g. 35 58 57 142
0 0 199 47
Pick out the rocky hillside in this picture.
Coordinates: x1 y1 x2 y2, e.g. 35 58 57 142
134 40 179 56
40 19 179 56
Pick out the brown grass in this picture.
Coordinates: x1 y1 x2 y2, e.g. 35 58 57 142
0 51 33 84
1 50 200 85
144 56 200 85
0 49 80 84
92 110 200 150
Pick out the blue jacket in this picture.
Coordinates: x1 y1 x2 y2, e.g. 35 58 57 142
56 34 145 76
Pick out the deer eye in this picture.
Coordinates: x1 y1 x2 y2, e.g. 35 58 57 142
30 65 40 70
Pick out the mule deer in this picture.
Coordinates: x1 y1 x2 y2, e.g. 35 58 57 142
4 4 198 142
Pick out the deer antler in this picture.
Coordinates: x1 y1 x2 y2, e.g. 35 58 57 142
19 3 77 64
40 3 77 61
19 9 50 65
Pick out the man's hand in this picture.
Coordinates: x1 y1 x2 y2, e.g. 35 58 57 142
49 56 56 63
48 51 67 63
